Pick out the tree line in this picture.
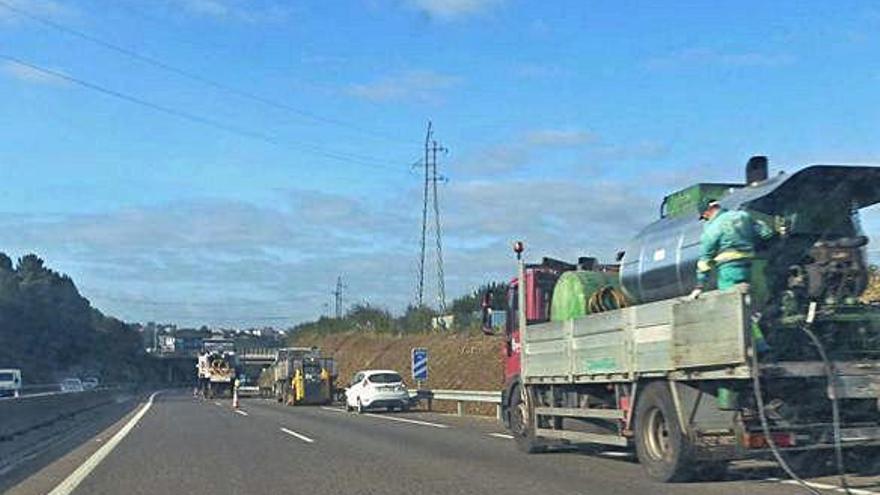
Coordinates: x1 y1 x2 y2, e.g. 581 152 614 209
0 253 159 384
289 282 509 339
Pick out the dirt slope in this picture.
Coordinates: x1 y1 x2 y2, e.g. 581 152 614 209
292 331 506 414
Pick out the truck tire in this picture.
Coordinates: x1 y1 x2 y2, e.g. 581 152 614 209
510 384 546 454
634 382 695 482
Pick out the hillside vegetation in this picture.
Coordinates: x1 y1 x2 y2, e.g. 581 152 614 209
292 331 506 414
0 253 158 384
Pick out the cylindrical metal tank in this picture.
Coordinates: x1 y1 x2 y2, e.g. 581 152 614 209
619 215 704 304
619 165 880 305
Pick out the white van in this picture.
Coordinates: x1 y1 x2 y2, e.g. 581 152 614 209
0 369 22 398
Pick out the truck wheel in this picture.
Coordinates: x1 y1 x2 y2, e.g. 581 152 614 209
634 382 695 482
510 384 546 454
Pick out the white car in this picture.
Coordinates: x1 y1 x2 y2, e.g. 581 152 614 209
345 370 409 413
82 377 100 390
0 369 21 398
60 378 84 393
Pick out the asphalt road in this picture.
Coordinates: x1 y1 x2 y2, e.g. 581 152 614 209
7 390 880 495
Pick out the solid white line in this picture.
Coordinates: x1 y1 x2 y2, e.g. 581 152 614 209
488 433 514 439
319 406 346 413
363 413 449 428
48 391 160 495
234 410 248 416
280 427 314 443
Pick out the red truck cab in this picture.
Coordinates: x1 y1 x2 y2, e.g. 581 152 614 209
493 257 586 426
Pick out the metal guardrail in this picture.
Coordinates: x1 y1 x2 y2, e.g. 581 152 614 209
410 389 502 419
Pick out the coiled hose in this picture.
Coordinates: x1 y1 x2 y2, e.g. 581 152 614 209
587 286 629 313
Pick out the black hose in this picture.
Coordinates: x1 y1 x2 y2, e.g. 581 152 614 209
750 308 853 495
800 321 851 494
749 326 823 495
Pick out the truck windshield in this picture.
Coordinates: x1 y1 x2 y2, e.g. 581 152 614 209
0 373 14 382
367 373 402 384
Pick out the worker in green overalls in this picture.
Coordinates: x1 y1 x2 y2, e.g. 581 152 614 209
689 198 774 350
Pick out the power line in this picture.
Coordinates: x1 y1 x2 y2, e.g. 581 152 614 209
0 55 405 172
0 0 410 146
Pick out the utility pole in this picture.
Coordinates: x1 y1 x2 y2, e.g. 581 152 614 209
415 121 448 313
417 122 431 308
332 275 346 319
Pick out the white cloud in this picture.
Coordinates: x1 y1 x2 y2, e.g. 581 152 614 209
453 127 600 174
1 60 68 86
347 70 461 104
174 0 291 23
645 48 795 70
406 0 502 20
0 174 659 327
526 129 598 147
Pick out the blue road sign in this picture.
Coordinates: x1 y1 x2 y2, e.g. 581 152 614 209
411 347 428 381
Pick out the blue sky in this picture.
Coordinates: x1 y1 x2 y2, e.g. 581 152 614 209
1 0 878 326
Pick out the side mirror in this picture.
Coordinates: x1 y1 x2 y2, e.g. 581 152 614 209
481 291 496 335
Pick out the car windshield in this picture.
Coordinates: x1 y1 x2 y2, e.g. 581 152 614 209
367 374 402 384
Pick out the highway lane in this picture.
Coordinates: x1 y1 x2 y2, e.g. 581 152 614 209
17 390 878 495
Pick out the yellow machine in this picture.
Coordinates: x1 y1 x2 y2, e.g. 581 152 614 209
268 347 336 406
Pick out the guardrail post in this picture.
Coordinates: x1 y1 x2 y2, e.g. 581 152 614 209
457 401 464 416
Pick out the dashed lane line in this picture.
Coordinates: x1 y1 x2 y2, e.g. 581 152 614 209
47 391 160 495
488 433 514 439
234 410 248 416
320 406 449 428
363 413 449 428
280 427 315 444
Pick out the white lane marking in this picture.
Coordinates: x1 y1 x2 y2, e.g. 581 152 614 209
48 391 160 495
234 410 248 416
280 427 314 444
363 413 449 428
320 405 449 428
768 478 880 495
213 401 222 406
488 433 514 439
598 451 631 458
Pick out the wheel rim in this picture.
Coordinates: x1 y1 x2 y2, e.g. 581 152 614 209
644 407 671 461
511 386 530 438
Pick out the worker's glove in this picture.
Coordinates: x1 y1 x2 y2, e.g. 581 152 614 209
688 287 703 300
